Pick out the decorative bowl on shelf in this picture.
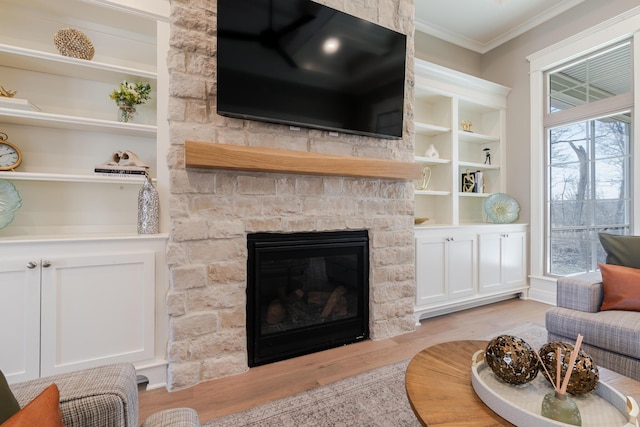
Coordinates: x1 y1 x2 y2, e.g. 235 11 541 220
0 212 15 230
0 179 22 230
414 217 430 225
484 193 520 224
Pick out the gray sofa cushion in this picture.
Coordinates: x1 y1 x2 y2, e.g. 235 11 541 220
546 307 640 360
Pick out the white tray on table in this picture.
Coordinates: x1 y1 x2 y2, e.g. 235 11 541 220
471 349 639 427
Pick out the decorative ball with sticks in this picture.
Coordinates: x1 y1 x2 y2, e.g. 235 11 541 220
538 339 599 395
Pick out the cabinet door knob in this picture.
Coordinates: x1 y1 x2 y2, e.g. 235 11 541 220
26 261 38 269
41 260 52 268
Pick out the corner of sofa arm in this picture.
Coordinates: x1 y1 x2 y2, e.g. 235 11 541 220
10 363 138 427
556 271 603 313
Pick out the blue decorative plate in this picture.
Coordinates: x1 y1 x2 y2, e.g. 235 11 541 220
0 179 21 229
484 193 519 224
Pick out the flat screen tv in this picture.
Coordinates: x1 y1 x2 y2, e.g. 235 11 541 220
216 0 407 139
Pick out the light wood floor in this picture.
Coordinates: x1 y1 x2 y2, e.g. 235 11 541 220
137 298 640 424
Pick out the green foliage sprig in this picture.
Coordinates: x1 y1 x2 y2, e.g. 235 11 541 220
109 81 152 106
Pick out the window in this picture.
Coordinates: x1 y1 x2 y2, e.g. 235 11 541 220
527 8 640 302
548 44 633 113
544 42 632 275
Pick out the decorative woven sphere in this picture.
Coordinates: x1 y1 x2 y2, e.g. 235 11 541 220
54 28 95 60
539 341 599 395
485 335 540 385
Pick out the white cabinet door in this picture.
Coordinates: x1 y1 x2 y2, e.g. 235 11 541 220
40 252 156 377
478 233 502 292
479 231 527 293
447 233 477 300
415 236 447 307
415 232 476 307
0 258 40 383
502 231 527 288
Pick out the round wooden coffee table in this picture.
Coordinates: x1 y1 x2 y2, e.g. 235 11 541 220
405 340 514 426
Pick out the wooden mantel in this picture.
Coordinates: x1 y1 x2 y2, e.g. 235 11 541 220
185 141 423 181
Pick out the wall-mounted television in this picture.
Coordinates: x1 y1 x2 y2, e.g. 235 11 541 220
216 0 407 139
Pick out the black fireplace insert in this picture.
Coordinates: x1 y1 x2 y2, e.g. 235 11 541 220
247 230 369 366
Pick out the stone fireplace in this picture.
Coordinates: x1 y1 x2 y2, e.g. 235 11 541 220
165 0 417 390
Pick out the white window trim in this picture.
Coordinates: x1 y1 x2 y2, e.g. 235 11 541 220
526 6 640 304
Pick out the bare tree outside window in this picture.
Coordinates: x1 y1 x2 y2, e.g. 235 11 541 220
547 114 630 275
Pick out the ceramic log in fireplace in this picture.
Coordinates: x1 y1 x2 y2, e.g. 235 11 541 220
247 231 370 366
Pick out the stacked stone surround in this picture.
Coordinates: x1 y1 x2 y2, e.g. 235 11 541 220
165 0 416 390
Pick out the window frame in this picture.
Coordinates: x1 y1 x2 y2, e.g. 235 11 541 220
526 8 640 303
543 42 633 276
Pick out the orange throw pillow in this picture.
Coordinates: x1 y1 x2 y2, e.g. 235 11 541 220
1 384 64 427
599 263 640 312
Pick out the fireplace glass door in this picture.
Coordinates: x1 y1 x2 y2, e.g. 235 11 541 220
247 231 369 366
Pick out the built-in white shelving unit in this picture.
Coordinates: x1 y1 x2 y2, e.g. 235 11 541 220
0 0 170 390
0 0 165 239
413 60 511 226
413 60 529 322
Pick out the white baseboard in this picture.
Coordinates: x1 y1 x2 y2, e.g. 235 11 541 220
527 275 557 306
135 359 168 390
414 289 527 324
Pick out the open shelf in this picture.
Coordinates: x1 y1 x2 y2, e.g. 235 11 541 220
0 171 152 184
458 131 499 144
414 156 451 165
0 0 164 240
458 161 500 171
0 44 156 82
415 122 451 136
415 190 451 196
413 59 510 226
0 108 156 136
458 192 492 198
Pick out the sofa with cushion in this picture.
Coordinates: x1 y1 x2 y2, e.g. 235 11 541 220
1 363 200 427
545 233 640 381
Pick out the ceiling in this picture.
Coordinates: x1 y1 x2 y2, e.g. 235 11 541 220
415 0 586 54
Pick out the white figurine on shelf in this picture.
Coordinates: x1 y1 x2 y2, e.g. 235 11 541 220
119 150 149 168
424 144 439 159
99 150 149 168
95 150 149 176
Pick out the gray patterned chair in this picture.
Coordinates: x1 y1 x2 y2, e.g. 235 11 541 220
545 271 640 381
9 363 200 427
